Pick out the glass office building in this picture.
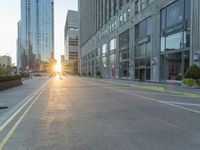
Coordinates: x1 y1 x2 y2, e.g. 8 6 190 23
79 0 200 82
17 0 54 72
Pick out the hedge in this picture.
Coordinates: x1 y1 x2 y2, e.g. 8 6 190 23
182 79 200 87
184 64 200 80
0 75 22 82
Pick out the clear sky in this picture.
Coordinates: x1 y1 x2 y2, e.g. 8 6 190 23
0 0 78 65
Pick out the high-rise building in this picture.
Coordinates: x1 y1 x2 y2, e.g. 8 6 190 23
64 10 79 73
79 0 200 82
17 0 54 72
0 55 12 68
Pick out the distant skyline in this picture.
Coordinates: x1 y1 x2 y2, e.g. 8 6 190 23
0 0 78 64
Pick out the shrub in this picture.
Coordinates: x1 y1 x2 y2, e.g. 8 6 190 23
184 64 200 80
96 71 101 77
182 79 199 87
0 67 9 76
0 75 22 82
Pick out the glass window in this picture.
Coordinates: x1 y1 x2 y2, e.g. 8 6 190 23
135 0 140 14
109 38 116 51
114 20 117 28
102 44 107 54
185 0 191 27
183 51 190 73
146 57 151 67
135 69 139 79
119 30 129 51
161 9 166 34
102 57 107 68
146 68 151 80
139 20 147 39
184 30 190 48
135 59 139 68
166 32 182 51
135 46 140 57
121 61 129 77
161 37 165 53
127 8 131 18
120 15 123 24
109 54 116 65
141 0 147 10
166 0 184 28
136 20 147 40
139 58 146 66
123 12 127 22
139 44 146 56
135 25 139 40
147 17 152 35
122 52 129 60
146 42 152 56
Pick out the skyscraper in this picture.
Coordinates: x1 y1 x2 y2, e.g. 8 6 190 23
17 0 54 72
64 10 79 73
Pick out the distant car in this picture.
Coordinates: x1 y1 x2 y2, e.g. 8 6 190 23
21 73 30 78
34 73 42 77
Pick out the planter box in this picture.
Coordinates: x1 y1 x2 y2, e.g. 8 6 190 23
0 79 22 91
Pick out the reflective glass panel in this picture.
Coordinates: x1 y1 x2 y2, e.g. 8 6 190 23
166 32 182 51
166 0 184 28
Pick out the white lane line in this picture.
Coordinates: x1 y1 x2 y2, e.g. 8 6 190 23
107 87 200 115
160 101 200 107
0 79 48 126
0 79 49 133
160 101 200 114
0 86 46 150
78 78 200 115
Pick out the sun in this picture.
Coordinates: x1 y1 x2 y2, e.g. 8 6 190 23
54 63 62 72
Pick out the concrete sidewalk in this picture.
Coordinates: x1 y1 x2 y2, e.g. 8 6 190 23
0 76 48 118
89 78 200 98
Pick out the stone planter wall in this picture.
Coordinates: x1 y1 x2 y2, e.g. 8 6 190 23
0 79 22 91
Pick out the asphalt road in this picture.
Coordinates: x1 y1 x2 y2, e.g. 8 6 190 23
0 76 200 150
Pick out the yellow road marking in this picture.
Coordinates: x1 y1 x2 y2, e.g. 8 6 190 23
0 80 49 133
0 79 49 150
0 88 45 149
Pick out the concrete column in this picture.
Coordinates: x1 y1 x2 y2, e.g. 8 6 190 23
116 33 120 79
129 27 134 80
100 0 103 28
116 0 120 11
96 0 99 31
107 0 110 21
191 0 200 67
111 0 114 16
94 49 97 77
103 0 106 25
106 43 109 78
151 13 161 82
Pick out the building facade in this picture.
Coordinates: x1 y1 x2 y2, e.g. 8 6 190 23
17 0 54 72
64 10 79 73
0 55 12 68
79 0 200 82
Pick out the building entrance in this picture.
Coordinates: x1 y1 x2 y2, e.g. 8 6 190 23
139 69 145 81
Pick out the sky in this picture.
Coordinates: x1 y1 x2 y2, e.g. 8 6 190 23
0 0 78 65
